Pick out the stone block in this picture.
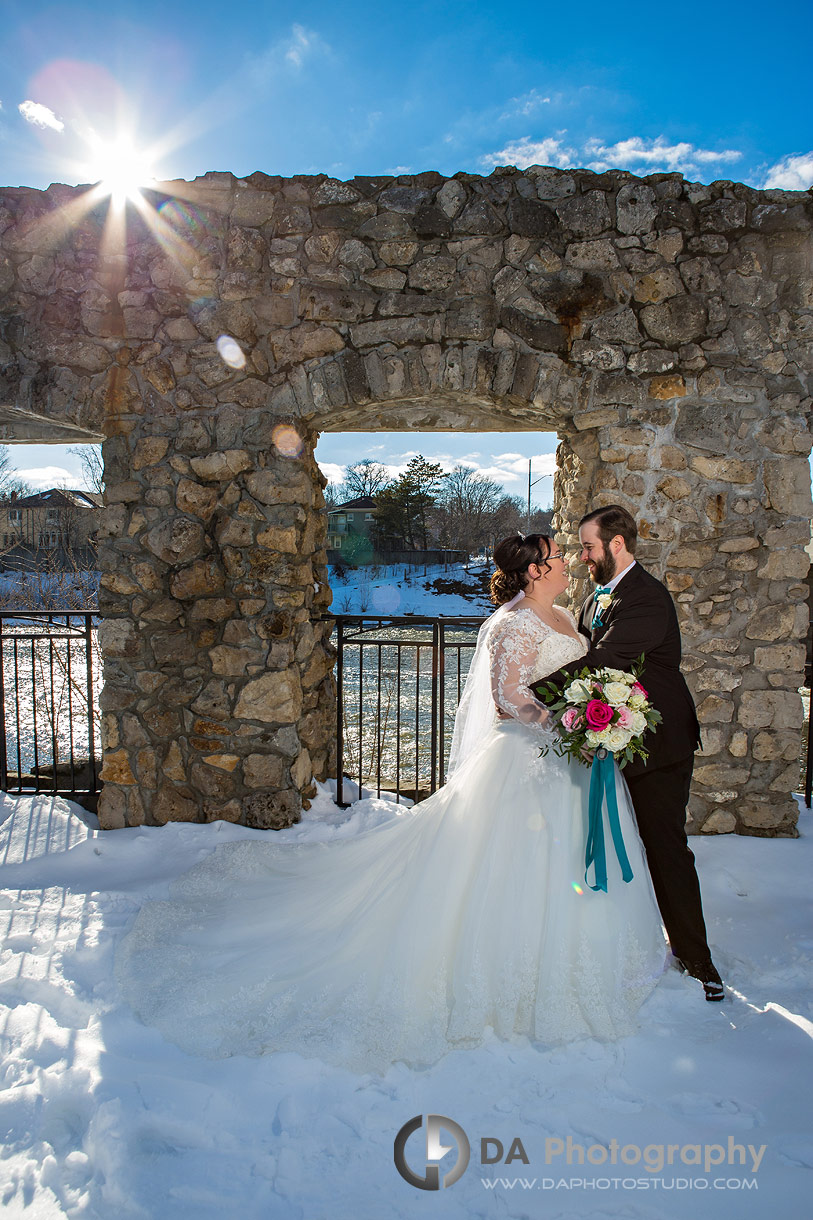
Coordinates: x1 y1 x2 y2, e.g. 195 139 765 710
763 458 813 516
633 267 684 303
189 450 252 481
100 749 136 785
176 478 219 521
689 455 757 484
436 179 466 218
737 690 802 730
753 643 806 673
152 784 200 825
696 695 734 723
244 753 287 789
407 256 456 291
702 810 737 833
244 790 301 829
555 191 611 236
235 672 302 724
648 374 686 399
350 316 441 348
745 605 801 642
641 295 707 343
657 475 692 500
170 558 226 600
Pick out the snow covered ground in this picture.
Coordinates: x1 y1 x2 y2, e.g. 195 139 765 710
328 560 493 616
0 787 811 1219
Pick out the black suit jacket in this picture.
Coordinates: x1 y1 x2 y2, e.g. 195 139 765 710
530 563 700 778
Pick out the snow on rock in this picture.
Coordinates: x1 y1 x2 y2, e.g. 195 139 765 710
0 788 811 1218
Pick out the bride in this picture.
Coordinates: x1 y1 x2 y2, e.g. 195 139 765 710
116 534 667 1073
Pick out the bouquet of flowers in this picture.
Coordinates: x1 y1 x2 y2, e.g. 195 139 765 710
534 658 661 769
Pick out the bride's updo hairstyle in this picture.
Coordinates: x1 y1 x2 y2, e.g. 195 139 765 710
490 534 553 606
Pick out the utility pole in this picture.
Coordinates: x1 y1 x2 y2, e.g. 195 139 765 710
527 460 552 533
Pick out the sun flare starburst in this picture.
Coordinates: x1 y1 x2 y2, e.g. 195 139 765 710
85 134 156 205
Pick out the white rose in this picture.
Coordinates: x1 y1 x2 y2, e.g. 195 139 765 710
564 678 592 704
627 691 647 711
604 726 633 753
585 728 608 748
603 681 631 707
629 710 648 736
600 668 628 683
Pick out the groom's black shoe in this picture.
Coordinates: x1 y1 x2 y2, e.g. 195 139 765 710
675 957 725 1002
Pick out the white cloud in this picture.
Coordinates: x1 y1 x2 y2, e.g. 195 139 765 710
482 132 742 180
501 89 553 120
285 24 317 68
482 135 577 170
763 151 813 190
16 466 83 489
583 136 741 177
247 24 329 87
18 100 64 133
319 463 346 486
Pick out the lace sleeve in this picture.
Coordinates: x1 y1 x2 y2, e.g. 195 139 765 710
487 613 551 732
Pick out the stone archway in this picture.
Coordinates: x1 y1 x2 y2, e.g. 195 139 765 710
0 166 810 835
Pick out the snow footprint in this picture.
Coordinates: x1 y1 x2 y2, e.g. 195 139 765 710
664 1092 763 1129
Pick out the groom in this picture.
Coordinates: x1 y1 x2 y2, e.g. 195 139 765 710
531 504 724 1002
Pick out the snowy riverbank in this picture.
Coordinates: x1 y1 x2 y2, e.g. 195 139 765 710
327 560 493 616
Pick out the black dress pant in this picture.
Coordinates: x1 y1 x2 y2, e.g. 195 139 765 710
624 755 714 967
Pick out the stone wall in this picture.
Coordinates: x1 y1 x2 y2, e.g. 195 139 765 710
0 166 810 835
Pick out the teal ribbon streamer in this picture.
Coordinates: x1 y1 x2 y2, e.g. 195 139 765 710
592 585 612 628
585 751 634 892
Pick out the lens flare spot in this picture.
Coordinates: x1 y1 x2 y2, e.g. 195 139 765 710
526 811 545 832
157 199 204 234
216 334 246 369
272 424 304 458
372 584 401 613
571 881 584 895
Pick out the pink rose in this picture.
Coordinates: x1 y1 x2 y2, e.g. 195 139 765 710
585 699 614 730
561 707 583 732
616 706 634 730
632 680 648 698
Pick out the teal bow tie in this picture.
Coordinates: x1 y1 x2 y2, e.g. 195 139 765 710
592 585 613 627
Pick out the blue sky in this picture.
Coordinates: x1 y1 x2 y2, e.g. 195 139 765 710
1 0 811 493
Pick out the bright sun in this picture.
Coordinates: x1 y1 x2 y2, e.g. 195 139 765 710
87 135 156 204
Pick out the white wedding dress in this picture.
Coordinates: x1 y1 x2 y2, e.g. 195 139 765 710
115 605 667 1073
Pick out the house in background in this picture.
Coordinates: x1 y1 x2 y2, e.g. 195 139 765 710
0 488 101 571
326 495 467 567
326 496 377 565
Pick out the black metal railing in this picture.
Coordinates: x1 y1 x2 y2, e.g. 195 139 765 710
328 614 485 805
0 611 101 809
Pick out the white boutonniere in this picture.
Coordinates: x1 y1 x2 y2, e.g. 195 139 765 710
595 591 614 614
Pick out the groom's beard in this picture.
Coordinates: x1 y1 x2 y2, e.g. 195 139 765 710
590 548 617 586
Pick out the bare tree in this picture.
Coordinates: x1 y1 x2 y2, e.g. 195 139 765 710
436 466 504 554
0 446 31 500
68 444 105 494
343 459 390 500
323 481 343 511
